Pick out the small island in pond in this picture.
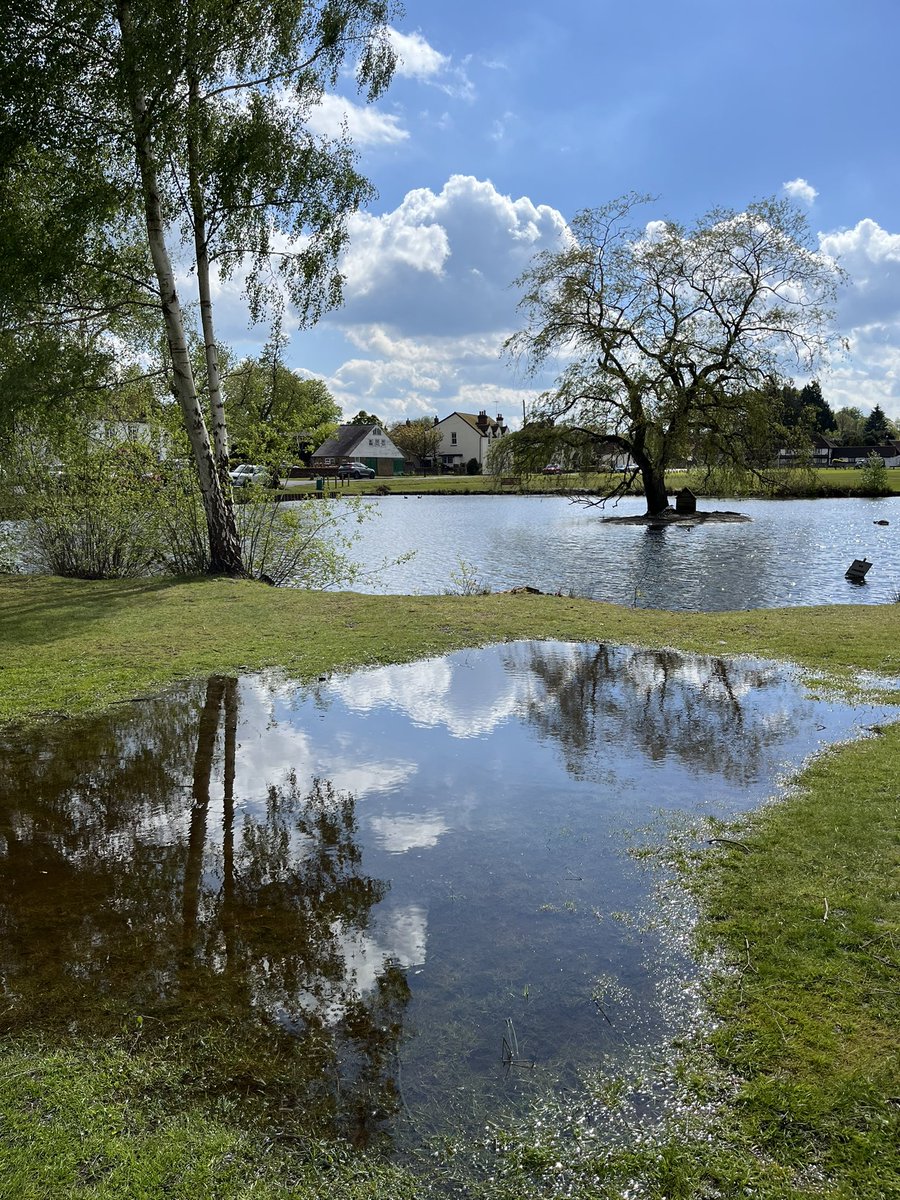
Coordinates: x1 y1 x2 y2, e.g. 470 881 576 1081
602 508 751 525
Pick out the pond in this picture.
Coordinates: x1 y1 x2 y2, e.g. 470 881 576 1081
333 494 900 608
1 641 894 1154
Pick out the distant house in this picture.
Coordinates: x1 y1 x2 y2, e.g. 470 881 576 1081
775 433 835 468
776 435 900 468
93 419 168 458
829 441 900 468
435 411 508 472
311 424 406 476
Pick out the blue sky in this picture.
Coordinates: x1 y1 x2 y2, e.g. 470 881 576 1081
214 0 900 425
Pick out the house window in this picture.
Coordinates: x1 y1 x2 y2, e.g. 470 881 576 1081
451 432 457 445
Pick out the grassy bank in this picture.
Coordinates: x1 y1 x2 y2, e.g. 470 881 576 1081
331 466 900 499
1 575 899 1197
2 575 900 727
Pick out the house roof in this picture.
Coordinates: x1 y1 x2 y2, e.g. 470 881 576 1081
437 411 508 436
311 425 372 458
312 424 405 460
835 442 900 457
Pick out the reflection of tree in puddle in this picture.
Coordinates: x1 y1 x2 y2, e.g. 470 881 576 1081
0 677 408 1147
505 642 799 785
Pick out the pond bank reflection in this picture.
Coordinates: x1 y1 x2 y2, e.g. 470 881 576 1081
0 642 894 1146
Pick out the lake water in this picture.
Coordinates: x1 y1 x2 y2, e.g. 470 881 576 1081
1 641 893 1152
331 494 900 608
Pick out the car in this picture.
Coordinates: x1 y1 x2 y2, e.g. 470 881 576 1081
541 464 563 475
338 462 376 480
229 463 276 487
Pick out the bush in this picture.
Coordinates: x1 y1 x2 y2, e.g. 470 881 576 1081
16 435 168 578
11 427 381 586
857 453 890 496
465 457 481 475
234 491 372 588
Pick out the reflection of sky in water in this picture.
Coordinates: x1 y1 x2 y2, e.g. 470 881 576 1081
333 494 900 608
1 641 897 1140
213 643 896 1117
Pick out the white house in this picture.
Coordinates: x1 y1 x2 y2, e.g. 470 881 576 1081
435 411 509 473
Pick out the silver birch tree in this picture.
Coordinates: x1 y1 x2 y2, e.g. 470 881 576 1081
2 0 398 573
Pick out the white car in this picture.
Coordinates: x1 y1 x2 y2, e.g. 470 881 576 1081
229 463 275 487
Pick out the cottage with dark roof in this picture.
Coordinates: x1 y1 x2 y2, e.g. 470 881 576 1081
311 424 406 476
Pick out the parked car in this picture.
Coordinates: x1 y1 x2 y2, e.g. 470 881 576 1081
338 462 376 480
229 463 276 487
541 464 563 475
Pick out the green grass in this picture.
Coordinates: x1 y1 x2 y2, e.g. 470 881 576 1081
329 466 900 498
0 1037 420 1200
3 575 900 726
2 574 900 1196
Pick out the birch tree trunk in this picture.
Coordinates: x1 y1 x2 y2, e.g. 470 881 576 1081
117 1 243 576
187 71 230 483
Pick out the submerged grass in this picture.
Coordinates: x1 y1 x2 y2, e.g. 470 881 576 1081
1 574 900 1196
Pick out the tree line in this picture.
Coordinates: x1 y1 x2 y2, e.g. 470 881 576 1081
1 0 399 574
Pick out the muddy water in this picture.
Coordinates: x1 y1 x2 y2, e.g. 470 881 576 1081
0 642 893 1147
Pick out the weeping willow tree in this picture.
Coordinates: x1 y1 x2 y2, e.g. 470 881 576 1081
506 194 845 514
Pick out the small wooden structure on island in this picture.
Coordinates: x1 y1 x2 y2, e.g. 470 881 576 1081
675 487 697 515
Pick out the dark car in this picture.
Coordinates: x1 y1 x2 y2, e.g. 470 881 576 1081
541 464 563 475
338 462 376 480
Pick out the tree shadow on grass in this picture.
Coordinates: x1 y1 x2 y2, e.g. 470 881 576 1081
0 575 226 649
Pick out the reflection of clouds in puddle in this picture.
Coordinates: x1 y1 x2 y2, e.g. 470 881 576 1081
232 678 417 804
270 907 429 1025
336 904 428 994
288 905 427 1025
328 762 418 797
232 678 314 792
329 655 533 738
369 813 450 853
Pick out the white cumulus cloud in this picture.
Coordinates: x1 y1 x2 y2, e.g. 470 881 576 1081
783 177 818 205
817 217 900 418
388 29 451 81
305 92 409 145
335 174 568 336
388 27 474 99
311 176 568 418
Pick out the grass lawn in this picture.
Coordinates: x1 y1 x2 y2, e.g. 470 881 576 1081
1 574 899 1197
327 466 900 499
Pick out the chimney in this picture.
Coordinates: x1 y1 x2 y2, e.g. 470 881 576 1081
433 416 439 426
476 410 489 430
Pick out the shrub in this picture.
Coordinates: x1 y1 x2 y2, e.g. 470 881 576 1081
234 491 372 588
16 434 167 578
11 427 380 586
857 453 890 496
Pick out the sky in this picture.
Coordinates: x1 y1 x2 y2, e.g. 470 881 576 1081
212 0 900 427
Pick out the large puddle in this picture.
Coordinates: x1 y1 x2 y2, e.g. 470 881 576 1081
0 642 894 1151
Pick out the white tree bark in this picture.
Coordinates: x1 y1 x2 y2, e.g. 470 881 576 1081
188 73 230 481
117 0 243 575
